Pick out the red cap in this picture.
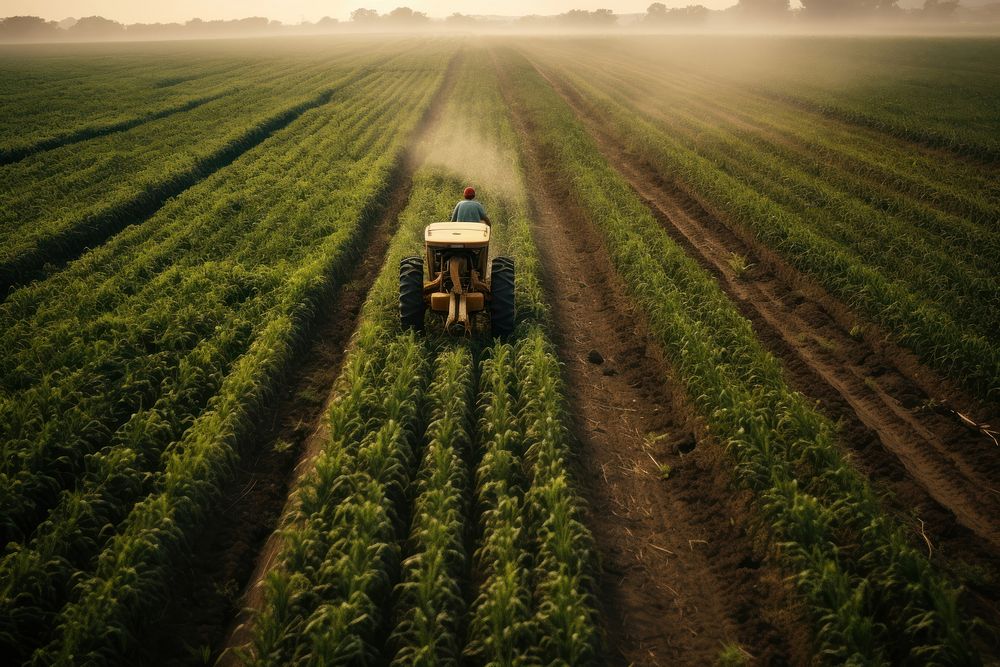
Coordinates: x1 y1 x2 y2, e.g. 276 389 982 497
463 187 476 199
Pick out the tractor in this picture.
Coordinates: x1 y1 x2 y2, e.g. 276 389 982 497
399 221 514 336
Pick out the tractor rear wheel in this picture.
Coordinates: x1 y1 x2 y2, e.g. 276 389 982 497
400 256 425 330
490 256 515 338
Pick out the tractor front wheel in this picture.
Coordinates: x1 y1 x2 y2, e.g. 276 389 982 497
490 256 515 338
400 256 425 330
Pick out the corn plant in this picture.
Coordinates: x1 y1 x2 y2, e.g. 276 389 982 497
500 47 979 664
529 50 999 400
243 47 601 666
388 345 474 666
464 343 535 666
248 332 429 665
516 331 599 665
460 52 600 664
8 48 455 664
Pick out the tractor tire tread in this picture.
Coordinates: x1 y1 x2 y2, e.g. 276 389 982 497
490 257 515 338
400 256 425 331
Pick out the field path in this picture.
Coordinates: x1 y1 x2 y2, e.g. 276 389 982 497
142 53 464 666
531 62 1000 564
496 51 812 666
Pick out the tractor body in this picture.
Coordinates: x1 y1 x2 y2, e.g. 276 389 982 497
399 221 514 336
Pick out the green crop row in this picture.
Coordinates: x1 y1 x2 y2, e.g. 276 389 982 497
447 47 598 664
29 64 450 662
0 47 454 664
523 47 999 400
523 41 999 265
0 44 421 291
605 59 999 229
246 175 598 664
0 45 256 155
464 340 535 665
578 36 1000 163
524 41 998 252
245 172 441 664
556 59 1000 331
555 50 999 264
0 39 407 160
249 328 430 664
515 332 598 665
498 47 978 664
764 86 1000 165
388 345 473 665
577 75 1000 341
243 46 597 664
0 61 435 542
1 91 225 164
479 51 599 657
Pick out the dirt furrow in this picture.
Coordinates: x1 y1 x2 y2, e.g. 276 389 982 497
496 52 811 666
142 53 464 667
538 63 1000 560
623 160 1000 552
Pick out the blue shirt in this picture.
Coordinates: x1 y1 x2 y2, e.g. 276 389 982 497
451 199 487 222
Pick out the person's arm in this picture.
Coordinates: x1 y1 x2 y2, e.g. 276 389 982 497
450 202 459 222
479 202 491 226
482 214 491 226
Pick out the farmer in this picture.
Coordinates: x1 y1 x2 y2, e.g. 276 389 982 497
450 186 491 226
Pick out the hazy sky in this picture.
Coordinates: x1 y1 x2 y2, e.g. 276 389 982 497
0 1 762 24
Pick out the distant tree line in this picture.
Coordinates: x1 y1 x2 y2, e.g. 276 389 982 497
350 6 620 27
0 2 996 42
350 7 429 23
0 14 339 41
643 0 976 25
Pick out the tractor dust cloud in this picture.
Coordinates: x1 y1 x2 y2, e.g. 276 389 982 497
2 0 999 41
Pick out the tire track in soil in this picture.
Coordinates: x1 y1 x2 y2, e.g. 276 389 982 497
496 52 813 667
531 62 1000 594
141 52 464 667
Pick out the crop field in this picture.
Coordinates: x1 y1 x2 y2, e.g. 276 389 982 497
1 35 998 666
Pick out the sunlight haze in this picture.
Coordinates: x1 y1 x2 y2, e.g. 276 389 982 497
0 0 766 23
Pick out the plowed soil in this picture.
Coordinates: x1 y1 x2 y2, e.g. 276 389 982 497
497 53 813 666
529 58 1000 638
